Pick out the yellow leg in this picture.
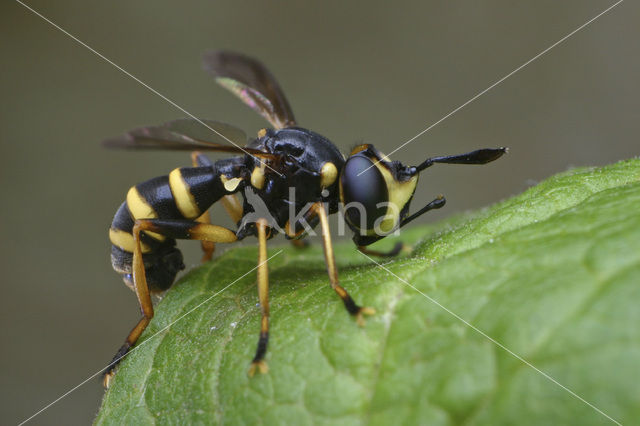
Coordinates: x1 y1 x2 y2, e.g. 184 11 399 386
194 196 244 261
103 218 237 388
285 205 316 249
220 194 244 224
103 221 155 388
314 203 375 325
249 218 270 376
191 151 217 261
196 211 216 262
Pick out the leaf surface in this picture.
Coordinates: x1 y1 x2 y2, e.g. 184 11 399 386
96 159 640 425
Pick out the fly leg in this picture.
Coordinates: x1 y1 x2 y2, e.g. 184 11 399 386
103 218 237 388
313 202 374 325
248 218 271 376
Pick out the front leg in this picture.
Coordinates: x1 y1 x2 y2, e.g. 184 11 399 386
313 203 375 325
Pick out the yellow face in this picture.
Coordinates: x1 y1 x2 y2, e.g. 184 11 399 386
371 162 418 235
339 145 418 237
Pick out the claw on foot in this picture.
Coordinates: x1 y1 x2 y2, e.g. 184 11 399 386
356 307 376 326
103 372 114 389
102 342 130 389
248 360 269 377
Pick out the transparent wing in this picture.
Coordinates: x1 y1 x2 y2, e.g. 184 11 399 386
102 118 272 157
203 50 296 129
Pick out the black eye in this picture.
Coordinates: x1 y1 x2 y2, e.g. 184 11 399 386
340 155 389 230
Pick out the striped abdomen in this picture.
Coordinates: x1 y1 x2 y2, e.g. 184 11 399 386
109 164 244 291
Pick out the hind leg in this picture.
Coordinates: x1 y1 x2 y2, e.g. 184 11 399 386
103 218 237 387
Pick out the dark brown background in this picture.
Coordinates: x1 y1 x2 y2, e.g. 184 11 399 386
1 1 638 424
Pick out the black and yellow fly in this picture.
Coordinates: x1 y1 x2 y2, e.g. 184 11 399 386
102 50 506 387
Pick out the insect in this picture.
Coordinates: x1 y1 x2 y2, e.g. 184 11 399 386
102 50 506 387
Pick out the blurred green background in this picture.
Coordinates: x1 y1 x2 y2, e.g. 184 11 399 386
1 1 638 424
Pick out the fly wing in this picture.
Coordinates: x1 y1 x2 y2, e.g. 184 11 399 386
203 50 296 129
102 118 271 156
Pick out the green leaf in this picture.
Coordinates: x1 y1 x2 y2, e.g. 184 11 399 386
96 159 640 425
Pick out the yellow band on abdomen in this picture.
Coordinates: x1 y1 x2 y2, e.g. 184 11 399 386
169 168 201 219
109 228 152 253
126 186 165 241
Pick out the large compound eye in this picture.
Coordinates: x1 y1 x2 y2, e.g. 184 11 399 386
340 154 389 231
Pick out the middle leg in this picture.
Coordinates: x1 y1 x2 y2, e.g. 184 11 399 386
248 218 270 376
